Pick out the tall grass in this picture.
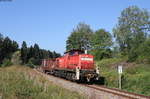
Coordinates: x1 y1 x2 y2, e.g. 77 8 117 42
0 66 85 99
96 58 150 96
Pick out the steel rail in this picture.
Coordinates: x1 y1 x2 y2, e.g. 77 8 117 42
86 84 150 99
35 69 150 99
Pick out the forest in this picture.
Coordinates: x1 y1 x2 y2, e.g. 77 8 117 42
0 34 60 67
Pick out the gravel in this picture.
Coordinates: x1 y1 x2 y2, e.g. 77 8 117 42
35 70 148 99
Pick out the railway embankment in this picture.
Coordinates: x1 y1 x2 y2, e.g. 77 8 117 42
1 65 149 99
35 69 150 99
0 65 84 99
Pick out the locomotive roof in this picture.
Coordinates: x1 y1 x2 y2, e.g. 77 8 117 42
64 49 84 54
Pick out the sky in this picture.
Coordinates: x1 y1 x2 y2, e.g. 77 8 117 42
0 0 150 54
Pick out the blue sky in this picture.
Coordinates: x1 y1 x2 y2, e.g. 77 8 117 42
0 0 150 54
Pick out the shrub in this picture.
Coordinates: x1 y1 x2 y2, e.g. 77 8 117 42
26 58 35 68
11 51 22 65
132 38 150 63
126 38 150 63
2 58 13 67
128 48 138 62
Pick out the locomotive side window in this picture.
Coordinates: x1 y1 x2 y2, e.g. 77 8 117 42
69 51 75 56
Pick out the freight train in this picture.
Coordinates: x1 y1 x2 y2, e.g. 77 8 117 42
40 49 100 82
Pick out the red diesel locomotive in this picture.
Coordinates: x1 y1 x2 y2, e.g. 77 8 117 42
41 49 100 82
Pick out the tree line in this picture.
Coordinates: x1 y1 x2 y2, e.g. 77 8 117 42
0 34 60 67
1 5 150 66
66 6 150 62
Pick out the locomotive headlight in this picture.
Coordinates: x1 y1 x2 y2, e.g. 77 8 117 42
81 57 93 61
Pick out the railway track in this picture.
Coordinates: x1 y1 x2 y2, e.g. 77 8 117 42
86 84 150 99
35 69 150 99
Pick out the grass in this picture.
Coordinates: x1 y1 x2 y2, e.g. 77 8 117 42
0 65 85 99
96 58 150 96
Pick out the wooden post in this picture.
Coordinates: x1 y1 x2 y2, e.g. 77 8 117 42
118 65 122 89
119 73 122 89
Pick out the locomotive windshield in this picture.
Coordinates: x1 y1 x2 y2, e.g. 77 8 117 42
65 49 84 55
69 51 83 55
69 51 75 56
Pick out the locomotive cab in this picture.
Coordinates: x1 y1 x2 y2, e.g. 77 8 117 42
64 49 100 82
65 49 94 69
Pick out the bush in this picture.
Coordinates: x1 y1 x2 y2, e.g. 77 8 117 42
123 68 150 96
11 51 22 65
136 56 150 64
136 39 150 63
26 58 35 68
128 38 150 63
128 48 138 62
2 58 13 67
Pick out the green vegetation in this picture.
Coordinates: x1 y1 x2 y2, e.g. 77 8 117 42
66 6 150 62
66 23 112 60
0 5 150 97
0 34 18 66
96 58 150 96
113 6 150 62
0 33 61 67
65 6 150 96
20 41 61 66
0 66 85 99
66 23 93 51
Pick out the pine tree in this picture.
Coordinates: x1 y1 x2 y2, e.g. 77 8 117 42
21 41 28 64
33 43 40 65
2 37 12 59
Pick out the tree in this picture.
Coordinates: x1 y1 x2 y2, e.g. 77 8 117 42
91 29 113 60
39 49 49 59
0 33 4 64
91 29 112 49
66 22 93 51
12 40 19 52
27 46 34 60
113 6 150 56
33 44 40 58
2 37 12 59
0 33 3 44
52 51 61 58
21 41 28 64
0 34 19 65
33 43 40 65
48 50 53 58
